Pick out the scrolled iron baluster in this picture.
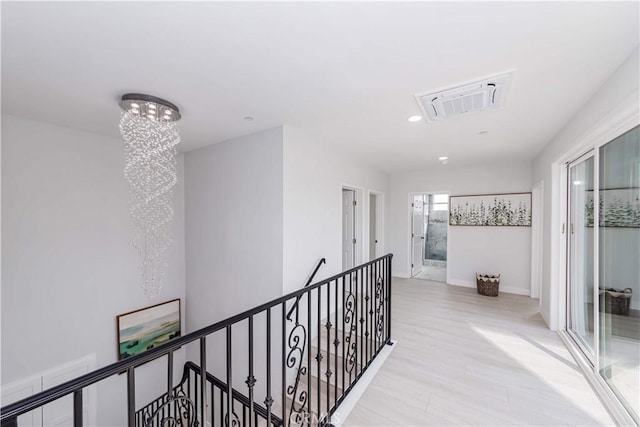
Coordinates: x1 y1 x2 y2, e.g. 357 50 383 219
286 322 308 425
143 384 198 427
375 275 385 342
344 275 357 376
324 322 332 394
224 410 241 427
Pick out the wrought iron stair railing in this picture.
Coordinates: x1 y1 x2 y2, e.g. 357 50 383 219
1 254 393 427
136 361 283 427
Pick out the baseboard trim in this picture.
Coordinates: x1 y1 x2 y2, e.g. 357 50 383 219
392 272 410 279
558 331 638 426
331 339 397 426
447 279 531 296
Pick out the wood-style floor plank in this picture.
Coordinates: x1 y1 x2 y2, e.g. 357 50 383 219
342 278 616 426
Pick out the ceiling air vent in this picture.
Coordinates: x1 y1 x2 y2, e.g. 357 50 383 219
415 70 514 121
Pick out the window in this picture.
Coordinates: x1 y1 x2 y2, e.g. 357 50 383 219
432 194 449 211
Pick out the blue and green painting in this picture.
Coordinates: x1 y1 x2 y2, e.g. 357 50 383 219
118 300 181 359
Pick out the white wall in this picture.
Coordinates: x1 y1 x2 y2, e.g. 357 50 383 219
1 115 186 425
389 161 533 296
282 126 390 294
533 48 640 329
185 126 284 329
184 127 284 400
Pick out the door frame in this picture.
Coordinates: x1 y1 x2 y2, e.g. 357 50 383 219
367 189 385 261
406 191 450 281
530 180 544 301
410 194 425 277
342 184 364 268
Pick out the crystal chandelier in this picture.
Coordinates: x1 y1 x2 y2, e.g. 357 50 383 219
119 94 182 297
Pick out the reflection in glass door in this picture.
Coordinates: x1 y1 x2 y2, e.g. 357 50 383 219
568 153 596 357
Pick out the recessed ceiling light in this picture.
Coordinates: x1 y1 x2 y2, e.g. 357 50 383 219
408 115 423 122
438 156 448 161
244 116 254 121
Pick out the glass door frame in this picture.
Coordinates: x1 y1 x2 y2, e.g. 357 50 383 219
565 149 600 368
553 104 638 426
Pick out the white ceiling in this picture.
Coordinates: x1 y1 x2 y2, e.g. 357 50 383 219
2 2 638 173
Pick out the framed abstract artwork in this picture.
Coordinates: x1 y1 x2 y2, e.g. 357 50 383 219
117 299 181 360
449 192 532 226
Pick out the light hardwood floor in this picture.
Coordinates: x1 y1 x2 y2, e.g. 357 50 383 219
342 278 616 426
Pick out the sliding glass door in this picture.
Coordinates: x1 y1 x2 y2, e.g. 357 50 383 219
567 152 596 358
598 126 639 420
566 125 639 422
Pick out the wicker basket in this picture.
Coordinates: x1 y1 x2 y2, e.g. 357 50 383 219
476 274 500 297
602 288 632 316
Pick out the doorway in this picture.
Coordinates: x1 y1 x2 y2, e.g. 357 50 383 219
410 193 449 282
369 192 383 261
342 187 362 270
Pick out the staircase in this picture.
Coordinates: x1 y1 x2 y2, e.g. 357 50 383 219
1 254 393 427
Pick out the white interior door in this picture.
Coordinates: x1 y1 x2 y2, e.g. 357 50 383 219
342 189 356 269
369 193 377 260
411 195 424 277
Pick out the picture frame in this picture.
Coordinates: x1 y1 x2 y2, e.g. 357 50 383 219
116 299 181 360
449 192 532 226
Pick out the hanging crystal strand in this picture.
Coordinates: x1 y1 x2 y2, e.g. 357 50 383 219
120 111 180 297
